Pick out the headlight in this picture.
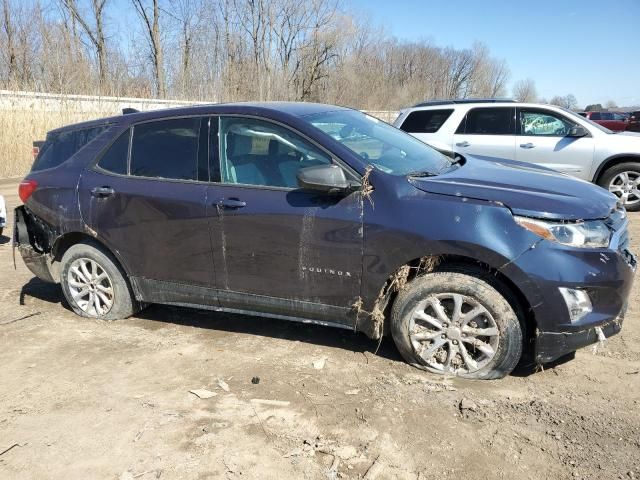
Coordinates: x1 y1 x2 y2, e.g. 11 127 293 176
514 216 611 248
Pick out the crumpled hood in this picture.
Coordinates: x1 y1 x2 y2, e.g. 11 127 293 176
409 156 618 221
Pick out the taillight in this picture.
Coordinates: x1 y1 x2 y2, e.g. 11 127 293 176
19 179 38 203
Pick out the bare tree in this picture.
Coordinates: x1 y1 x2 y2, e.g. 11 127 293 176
0 0 558 112
605 100 618 110
132 0 166 97
167 0 203 96
61 0 108 89
564 94 578 110
550 94 578 110
513 78 537 103
1 0 17 83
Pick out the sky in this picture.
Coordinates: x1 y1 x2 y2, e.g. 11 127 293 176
349 0 639 107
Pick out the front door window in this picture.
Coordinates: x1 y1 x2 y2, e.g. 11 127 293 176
519 110 575 137
219 117 332 188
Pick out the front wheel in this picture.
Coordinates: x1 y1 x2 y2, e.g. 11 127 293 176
390 271 523 380
597 162 640 211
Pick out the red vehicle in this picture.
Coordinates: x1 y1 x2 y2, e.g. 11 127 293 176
579 111 629 131
628 111 640 133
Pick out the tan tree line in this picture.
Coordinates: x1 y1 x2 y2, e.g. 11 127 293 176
2 0 521 110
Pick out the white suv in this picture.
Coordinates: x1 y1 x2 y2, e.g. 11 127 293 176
394 99 640 210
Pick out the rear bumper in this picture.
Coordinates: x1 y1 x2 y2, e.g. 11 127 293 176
535 313 624 364
13 206 56 283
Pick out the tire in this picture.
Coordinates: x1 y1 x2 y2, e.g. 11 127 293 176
0 227 3 237
597 162 640 212
60 241 138 320
390 271 523 380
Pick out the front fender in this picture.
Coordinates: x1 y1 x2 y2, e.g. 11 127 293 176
360 173 544 311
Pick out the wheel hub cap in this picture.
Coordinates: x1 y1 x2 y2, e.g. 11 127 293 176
445 326 462 342
408 293 500 375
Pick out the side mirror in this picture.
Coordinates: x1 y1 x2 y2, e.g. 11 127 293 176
297 164 358 194
568 126 588 137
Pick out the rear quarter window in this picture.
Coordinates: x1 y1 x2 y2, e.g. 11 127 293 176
32 126 106 171
97 130 130 175
399 109 454 133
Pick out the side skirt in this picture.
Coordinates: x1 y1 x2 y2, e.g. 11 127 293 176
130 276 354 329
158 301 354 332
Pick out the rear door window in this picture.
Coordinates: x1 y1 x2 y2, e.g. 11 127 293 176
455 108 515 135
399 109 454 133
130 118 201 180
32 126 106 171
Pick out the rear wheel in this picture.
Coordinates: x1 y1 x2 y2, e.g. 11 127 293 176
60 242 138 320
390 271 523 380
597 162 640 211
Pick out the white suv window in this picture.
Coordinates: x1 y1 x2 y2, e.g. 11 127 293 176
519 109 575 137
399 109 454 133
455 107 515 135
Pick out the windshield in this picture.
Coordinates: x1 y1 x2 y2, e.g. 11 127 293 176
559 107 613 134
304 110 453 176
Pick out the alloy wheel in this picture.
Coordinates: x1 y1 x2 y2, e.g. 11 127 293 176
609 171 640 207
408 293 499 374
67 258 114 316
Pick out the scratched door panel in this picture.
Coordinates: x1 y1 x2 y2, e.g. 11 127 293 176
206 185 363 312
79 169 214 287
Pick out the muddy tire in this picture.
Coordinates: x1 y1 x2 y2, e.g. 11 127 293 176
60 242 138 320
597 162 640 212
390 271 522 380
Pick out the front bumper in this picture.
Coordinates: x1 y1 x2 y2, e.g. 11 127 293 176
504 218 635 364
535 312 625 363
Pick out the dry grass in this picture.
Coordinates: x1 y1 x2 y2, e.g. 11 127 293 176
0 107 118 177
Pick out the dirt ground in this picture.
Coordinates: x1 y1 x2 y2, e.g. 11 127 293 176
0 177 638 480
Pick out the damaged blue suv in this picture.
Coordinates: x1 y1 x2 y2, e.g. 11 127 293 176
14 103 636 379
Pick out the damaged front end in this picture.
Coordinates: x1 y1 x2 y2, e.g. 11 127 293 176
13 206 58 283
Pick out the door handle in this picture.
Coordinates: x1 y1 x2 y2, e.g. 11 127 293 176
455 141 470 148
90 186 115 198
218 198 247 209
520 143 535 149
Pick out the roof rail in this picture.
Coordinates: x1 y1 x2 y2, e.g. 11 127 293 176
412 98 515 108
122 107 140 115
